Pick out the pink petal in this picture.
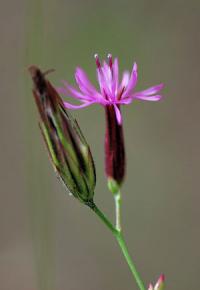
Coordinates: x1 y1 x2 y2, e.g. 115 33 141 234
133 94 162 101
136 83 164 96
64 101 95 110
97 69 113 100
114 104 122 124
122 62 138 98
102 61 110 77
102 61 114 96
62 81 92 101
118 98 133 105
119 71 130 90
111 58 119 98
75 67 99 96
113 58 119 88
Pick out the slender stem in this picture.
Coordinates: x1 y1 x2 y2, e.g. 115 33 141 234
90 203 117 234
114 190 122 232
89 202 146 290
116 233 146 290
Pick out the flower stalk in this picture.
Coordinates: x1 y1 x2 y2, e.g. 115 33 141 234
89 201 146 290
116 233 146 290
114 190 122 232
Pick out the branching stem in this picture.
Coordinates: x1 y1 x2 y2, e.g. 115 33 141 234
89 202 146 290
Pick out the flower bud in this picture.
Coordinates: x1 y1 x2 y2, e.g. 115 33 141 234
148 274 165 290
29 66 96 205
154 274 165 290
148 284 154 290
105 105 125 186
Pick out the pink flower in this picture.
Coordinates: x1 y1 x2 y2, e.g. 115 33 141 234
57 54 164 124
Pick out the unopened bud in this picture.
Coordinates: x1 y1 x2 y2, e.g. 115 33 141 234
148 284 154 290
154 274 165 290
29 66 96 205
105 105 125 186
149 274 165 290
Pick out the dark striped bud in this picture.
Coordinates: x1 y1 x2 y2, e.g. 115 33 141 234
29 66 96 205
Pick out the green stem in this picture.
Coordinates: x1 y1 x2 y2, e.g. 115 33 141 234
91 203 117 234
90 202 146 290
115 232 146 290
114 190 122 232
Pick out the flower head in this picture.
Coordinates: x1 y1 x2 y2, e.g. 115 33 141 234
57 54 164 124
29 66 96 205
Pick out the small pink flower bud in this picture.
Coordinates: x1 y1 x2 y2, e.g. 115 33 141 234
148 274 165 290
148 283 154 290
154 274 165 290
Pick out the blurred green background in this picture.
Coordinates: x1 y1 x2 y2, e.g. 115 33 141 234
1 0 200 289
